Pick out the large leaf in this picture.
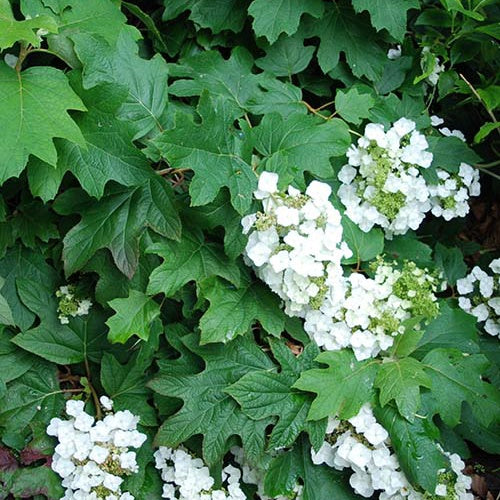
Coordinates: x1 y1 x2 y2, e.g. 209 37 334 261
303 2 386 79
351 0 419 41
0 0 58 49
248 0 324 43
335 87 376 125
106 290 160 344
147 226 240 297
0 332 34 398
341 217 384 265
149 333 274 465
294 350 379 420
251 112 351 182
147 91 256 214
264 435 357 500
198 275 285 344
0 360 65 434
227 340 327 450
421 348 500 428
73 28 168 139
55 181 181 278
374 357 431 422
12 279 109 365
0 62 86 184
375 405 448 493
0 247 59 331
168 48 304 117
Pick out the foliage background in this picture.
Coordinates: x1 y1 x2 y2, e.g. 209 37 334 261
0 0 499 498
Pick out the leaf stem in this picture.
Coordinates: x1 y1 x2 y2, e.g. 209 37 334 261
85 357 102 420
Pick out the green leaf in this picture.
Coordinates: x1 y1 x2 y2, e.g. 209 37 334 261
4 465 64 499
0 247 59 331
106 290 160 344
168 47 303 117
474 122 500 143
149 333 274 465
351 0 419 41
147 226 240 297
185 192 247 260
335 88 375 125
198 275 285 344
248 0 324 43
421 348 500 428
415 301 480 357
456 403 500 455
341 217 384 264
264 435 357 500
163 0 247 33
256 33 315 77
73 28 168 140
0 0 58 49
294 350 379 420
227 340 327 450
0 62 86 184
12 279 108 365
375 405 448 493
251 112 351 182
0 331 34 398
0 360 65 434
303 2 386 80
56 180 181 278
26 157 67 202
101 352 157 427
0 282 14 326
375 357 431 421
147 91 255 214
384 236 433 267
434 243 467 286
428 136 481 174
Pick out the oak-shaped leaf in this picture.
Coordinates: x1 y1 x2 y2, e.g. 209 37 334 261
148 333 274 465
12 279 109 365
294 349 379 420
147 226 240 297
198 274 285 344
0 62 86 184
146 91 255 214
421 348 500 428
227 339 327 450
374 357 431 422
106 290 160 344
55 180 180 278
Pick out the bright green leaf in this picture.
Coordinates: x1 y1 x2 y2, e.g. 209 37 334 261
335 87 375 125
341 217 384 264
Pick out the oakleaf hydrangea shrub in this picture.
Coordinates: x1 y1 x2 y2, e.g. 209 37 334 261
0 0 499 499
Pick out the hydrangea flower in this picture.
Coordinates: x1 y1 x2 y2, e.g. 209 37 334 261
304 259 443 360
242 171 352 318
312 404 472 500
47 397 146 500
338 119 480 237
56 284 92 325
456 258 499 337
154 446 247 499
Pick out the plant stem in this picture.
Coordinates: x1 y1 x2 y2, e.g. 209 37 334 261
85 357 102 420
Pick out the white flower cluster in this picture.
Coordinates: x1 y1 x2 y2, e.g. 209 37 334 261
457 258 500 337
231 447 302 500
56 285 92 324
47 398 146 500
154 446 246 500
338 118 480 237
242 171 352 318
305 259 443 360
312 404 472 500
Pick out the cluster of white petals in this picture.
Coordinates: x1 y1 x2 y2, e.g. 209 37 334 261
305 259 443 360
312 404 472 500
457 258 500 337
47 398 146 500
56 285 92 325
338 119 480 238
231 447 302 500
242 171 352 318
154 446 246 500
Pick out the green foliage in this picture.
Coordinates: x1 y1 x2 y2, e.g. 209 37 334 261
0 0 499 497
